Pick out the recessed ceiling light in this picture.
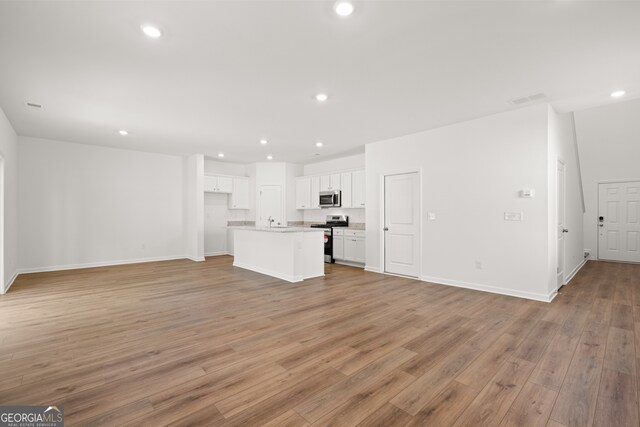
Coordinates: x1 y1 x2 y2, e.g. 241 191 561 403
334 1 354 17
315 93 328 102
267 155 273 160
315 142 323 147
260 139 268 145
141 25 162 38
118 130 128 136
218 153 224 158
611 90 626 98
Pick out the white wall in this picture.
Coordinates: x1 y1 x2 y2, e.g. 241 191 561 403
574 98 640 257
204 158 247 177
185 154 204 261
18 137 186 271
547 107 585 293
0 107 18 293
302 153 366 224
366 104 554 301
303 153 365 175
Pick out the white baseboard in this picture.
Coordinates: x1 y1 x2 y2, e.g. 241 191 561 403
1 271 19 294
335 260 365 268
204 251 228 257
17 255 189 275
564 258 588 285
233 261 302 283
364 265 381 273
186 256 205 262
421 275 556 303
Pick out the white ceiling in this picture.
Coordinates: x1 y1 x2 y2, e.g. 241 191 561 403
1 1 639 164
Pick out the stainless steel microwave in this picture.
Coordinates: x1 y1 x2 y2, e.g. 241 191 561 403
319 190 341 208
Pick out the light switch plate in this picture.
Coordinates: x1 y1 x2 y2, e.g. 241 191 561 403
427 212 436 221
504 212 523 221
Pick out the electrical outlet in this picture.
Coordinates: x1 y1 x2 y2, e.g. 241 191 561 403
504 212 523 221
475 261 482 269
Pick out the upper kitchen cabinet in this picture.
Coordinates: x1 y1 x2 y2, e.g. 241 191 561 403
320 173 341 191
229 177 249 209
340 172 353 208
295 177 311 210
204 175 233 193
295 170 364 210
310 176 320 209
352 170 366 208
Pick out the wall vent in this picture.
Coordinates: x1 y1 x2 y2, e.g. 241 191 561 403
26 102 43 109
508 93 548 106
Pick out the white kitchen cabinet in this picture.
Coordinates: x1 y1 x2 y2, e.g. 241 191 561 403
203 175 217 192
352 170 366 208
340 172 353 208
344 235 365 264
320 173 341 191
333 229 364 264
295 177 311 210
229 177 249 209
217 176 233 193
310 176 320 209
204 175 233 193
333 235 344 260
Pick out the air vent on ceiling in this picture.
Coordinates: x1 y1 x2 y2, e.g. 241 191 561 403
26 102 43 109
508 93 548 106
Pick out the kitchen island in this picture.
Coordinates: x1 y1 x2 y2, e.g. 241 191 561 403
228 226 324 282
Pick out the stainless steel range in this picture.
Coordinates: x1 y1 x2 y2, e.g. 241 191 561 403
310 215 349 263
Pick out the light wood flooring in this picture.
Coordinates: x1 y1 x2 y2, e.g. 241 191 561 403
1 257 639 426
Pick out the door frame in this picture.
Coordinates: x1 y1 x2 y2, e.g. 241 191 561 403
379 169 423 279
596 178 640 262
556 159 565 290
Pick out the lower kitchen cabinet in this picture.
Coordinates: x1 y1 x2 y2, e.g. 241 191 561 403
333 229 365 264
344 236 365 264
333 236 344 260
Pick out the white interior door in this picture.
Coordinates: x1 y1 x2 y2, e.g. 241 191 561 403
557 161 566 288
259 185 283 227
598 181 640 262
384 172 420 277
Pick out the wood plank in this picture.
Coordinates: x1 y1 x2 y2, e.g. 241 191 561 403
592 368 639 427
391 343 482 415
452 357 535 426
550 352 603 426
498 382 557 427
529 333 580 390
455 333 521 390
404 380 477 427
261 410 309 427
313 371 415 426
294 347 416 423
356 403 413 427
603 326 636 376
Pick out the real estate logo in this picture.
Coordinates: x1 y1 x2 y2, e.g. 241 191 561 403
0 405 63 427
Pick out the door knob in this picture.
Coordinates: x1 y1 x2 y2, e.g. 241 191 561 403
562 229 569 233
383 227 389 231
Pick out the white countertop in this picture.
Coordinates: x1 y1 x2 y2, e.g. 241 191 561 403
228 226 323 233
